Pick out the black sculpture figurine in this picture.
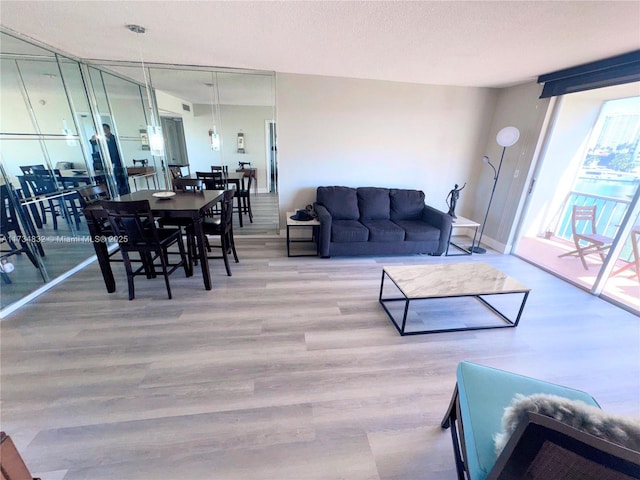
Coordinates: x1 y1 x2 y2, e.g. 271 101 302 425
446 183 466 218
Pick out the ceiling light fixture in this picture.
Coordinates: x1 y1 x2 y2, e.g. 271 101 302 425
126 24 164 157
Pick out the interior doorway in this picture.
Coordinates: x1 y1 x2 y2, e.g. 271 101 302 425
161 116 189 168
265 120 277 193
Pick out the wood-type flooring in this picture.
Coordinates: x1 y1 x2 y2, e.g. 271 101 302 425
1 236 639 479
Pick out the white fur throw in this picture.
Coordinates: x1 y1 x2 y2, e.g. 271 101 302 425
494 393 640 456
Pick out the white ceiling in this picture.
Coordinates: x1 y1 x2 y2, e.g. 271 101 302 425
1 1 639 89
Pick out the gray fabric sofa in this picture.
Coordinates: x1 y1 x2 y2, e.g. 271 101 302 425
314 186 452 257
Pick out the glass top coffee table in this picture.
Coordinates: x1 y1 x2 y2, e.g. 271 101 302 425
379 262 530 335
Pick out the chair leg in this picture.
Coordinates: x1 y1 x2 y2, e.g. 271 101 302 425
121 250 135 300
229 230 239 263
221 234 232 276
176 233 190 277
158 247 173 300
246 194 253 223
48 200 59 230
236 197 243 228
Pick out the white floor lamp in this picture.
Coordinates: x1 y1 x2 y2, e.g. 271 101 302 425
470 126 520 254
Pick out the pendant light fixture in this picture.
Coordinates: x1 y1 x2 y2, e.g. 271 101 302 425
206 74 221 152
126 24 164 157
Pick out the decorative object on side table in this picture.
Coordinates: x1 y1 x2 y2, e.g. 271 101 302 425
471 126 520 254
446 183 466 218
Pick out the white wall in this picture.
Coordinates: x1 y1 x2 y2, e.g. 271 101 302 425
187 103 272 191
276 73 498 226
472 82 551 252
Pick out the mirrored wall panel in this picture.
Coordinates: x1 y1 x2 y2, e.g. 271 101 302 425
107 65 279 235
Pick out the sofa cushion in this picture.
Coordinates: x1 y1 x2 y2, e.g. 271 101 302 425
357 187 390 220
390 189 425 221
331 220 369 243
393 220 440 242
317 186 359 220
361 220 405 242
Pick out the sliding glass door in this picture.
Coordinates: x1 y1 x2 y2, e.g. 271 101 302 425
514 83 640 312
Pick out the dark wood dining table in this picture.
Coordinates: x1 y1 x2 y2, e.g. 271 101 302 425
85 189 224 293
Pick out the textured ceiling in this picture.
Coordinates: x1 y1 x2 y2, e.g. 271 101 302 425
1 1 639 89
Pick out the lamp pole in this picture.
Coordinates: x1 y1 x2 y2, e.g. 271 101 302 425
470 150 505 254
470 126 520 254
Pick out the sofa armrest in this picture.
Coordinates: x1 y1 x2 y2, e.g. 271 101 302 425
314 203 332 258
422 205 452 255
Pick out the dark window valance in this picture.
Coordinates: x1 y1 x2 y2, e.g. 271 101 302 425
538 50 640 98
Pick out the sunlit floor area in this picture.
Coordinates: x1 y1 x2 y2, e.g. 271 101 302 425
516 235 639 312
233 192 280 236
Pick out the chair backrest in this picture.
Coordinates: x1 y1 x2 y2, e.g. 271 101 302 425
489 411 640 479
1 185 18 235
30 169 60 195
196 171 225 190
572 205 598 235
77 184 110 208
173 178 203 191
19 165 46 175
211 165 229 177
100 200 160 247
219 189 235 232
169 166 183 179
241 172 253 193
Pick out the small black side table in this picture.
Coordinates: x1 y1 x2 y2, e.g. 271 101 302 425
286 211 320 257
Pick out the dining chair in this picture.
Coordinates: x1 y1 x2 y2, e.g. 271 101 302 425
236 173 254 224
173 177 204 191
196 171 226 190
559 204 614 270
211 165 229 178
1 184 41 273
101 199 190 300
169 166 183 181
187 189 239 276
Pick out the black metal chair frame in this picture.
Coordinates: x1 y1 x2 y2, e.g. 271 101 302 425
101 199 190 300
1 184 41 283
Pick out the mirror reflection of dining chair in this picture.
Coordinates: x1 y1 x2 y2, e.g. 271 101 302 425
173 178 203 192
236 174 253 224
187 189 238 276
101 199 190 300
1 184 41 276
559 205 614 270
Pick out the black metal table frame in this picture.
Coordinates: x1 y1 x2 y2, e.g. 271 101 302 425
445 223 480 256
378 270 530 336
286 222 319 257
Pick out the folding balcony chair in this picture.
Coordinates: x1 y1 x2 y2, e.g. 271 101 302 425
559 205 614 270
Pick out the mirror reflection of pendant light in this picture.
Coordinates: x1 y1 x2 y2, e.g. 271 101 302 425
62 118 76 146
206 75 221 151
127 24 164 157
